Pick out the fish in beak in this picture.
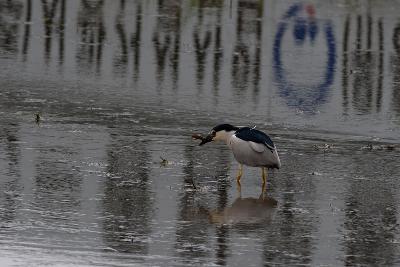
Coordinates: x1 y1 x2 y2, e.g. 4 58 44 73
199 134 213 146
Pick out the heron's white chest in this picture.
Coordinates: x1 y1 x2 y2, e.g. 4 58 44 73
228 135 257 166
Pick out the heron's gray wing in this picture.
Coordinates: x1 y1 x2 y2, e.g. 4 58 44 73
249 141 266 153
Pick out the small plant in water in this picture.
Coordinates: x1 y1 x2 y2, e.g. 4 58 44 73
160 156 168 166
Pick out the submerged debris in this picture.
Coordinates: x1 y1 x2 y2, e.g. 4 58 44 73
361 144 373 150
7 135 18 142
361 144 397 151
313 144 334 151
35 112 41 124
311 171 322 176
190 177 197 190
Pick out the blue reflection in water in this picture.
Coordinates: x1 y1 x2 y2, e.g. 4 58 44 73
273 3 336 113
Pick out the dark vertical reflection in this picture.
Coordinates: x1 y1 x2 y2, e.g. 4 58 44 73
174 144 210 264
58 0 65 64
0 0 23 54
193 27 211 89
33 145 83 224
114 0 128 75
392 23 400 117
352 15 371 114
76 0 106 74
214 148 231 266
343 155 398 266
356 15 362 52
349 14 385 114
191 0 225 91
261 153 317 266
131 3 142 82
344 194 397 266
352 54 373 114
215 160 230 212
176 134 231 265
212 8 223 98
376 18 383 111
153 32 170 85
3 123 21 180
342 15 350 114
215 224 229 266
231 1 263 100
41 0 59 63
214 222 228 267
171 6 181 90
152 0 181 89
22 0 32 60
367 14 372 51
351 13 380 114
102 132 153 254
262 180 314 265
40 0 65 64
0 121 21 224
253 8 262 102
232 3 249 97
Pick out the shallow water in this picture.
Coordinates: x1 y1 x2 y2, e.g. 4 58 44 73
0 0 400 266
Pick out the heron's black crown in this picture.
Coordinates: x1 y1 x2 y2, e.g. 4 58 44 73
213 124 240 133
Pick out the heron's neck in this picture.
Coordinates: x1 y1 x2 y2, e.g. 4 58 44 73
214 130 237 145
222 130 237 146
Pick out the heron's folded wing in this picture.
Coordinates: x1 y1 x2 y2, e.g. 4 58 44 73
249 141 266 153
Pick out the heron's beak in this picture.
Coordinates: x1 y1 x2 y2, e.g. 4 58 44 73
199 134 213 146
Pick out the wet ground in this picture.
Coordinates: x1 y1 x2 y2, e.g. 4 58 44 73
1 0 400 266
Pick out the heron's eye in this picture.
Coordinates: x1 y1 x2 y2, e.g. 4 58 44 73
211 131 216 137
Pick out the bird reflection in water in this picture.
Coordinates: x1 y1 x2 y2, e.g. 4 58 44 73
209 183 277 225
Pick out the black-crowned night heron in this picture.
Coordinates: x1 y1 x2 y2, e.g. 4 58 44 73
198 124 281 186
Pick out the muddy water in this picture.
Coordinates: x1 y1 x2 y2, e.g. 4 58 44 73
0 0 400 266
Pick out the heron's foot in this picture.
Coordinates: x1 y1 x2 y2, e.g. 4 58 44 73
260 181 266 200
236 181 242 198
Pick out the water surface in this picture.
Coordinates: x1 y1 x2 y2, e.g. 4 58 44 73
0 0 400 266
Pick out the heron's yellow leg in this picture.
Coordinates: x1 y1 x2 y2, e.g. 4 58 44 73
262 167 267 187
236 164 243 185
260 180 266 200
